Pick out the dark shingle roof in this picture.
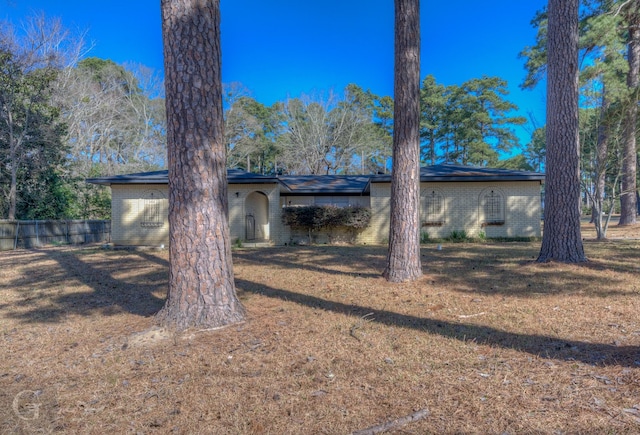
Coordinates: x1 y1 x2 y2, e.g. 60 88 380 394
86 165 544 193
372 164 545 183
277 175 371 194
86 169 278 186
85 170 168 185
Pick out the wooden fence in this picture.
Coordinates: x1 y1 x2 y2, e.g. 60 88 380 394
0 220 111 251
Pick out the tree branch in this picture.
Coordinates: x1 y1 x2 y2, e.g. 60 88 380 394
351 408 429 435
611 0 633 17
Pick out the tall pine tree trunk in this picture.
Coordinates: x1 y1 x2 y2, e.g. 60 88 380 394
157 0 245 330
619 1 640 226
383 0 422 282
537 0 586 263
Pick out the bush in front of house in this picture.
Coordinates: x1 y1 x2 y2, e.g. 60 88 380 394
282 205 371 231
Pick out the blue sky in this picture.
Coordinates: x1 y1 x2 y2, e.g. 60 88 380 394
3 0 548 145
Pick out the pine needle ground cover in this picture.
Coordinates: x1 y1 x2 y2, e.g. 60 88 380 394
1 222 639 434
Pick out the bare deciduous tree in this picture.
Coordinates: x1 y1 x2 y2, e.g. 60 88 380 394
278 92 373 175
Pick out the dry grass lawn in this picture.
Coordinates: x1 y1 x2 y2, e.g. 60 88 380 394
1 221 640 434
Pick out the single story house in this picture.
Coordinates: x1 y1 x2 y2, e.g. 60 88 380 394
86 164 544 246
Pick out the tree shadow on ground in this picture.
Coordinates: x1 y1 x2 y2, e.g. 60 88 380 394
427 242 637 298
234 244 635 298
232 246 384 279
236 277 640 368
2 248 166 323
3 243 637 365
132 249 170 267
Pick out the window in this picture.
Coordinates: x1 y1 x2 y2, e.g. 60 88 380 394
421 190 444 226
141 190 164 228
482 189 505 225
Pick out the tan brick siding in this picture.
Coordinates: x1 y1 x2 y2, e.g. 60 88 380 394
279 195 369 207
361 181 542 244
228 183 283 243
111 180 541 246
357 184 390 244
112 183 283 246
111 185 169 246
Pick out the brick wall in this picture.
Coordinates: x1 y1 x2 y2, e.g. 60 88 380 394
111 184 169 246
112 182 283 246
358 184 390 244
227 183 283 243
279 195 369 208
111 180 541 246
359 180 542 244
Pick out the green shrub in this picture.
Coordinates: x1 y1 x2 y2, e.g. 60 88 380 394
282 205 371 231
447 230 468 242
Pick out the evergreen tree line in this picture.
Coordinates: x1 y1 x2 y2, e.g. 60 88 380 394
0 15 531 221
3 3 639 226
223 77 530 176
522 0 640 232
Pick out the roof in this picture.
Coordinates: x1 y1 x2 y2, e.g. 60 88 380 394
86 164 544 192
372 164 545 183
86 169 279 186
277 175 371 195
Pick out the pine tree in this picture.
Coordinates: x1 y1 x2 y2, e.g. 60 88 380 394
157 0 245 330
383 0 422 282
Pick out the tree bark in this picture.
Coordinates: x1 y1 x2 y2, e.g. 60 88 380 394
157 0 245 330
383 0 422 282
618 0 640 226
537 0 587 263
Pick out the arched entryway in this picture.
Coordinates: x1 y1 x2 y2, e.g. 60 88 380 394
245 191 269 241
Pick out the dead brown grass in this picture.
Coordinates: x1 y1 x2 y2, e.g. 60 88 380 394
1 221 640 434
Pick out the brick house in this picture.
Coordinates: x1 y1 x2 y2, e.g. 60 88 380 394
86 164 544 246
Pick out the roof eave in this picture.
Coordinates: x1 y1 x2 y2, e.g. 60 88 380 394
371 175 545 183
229 179 279 184
85 177 170 186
